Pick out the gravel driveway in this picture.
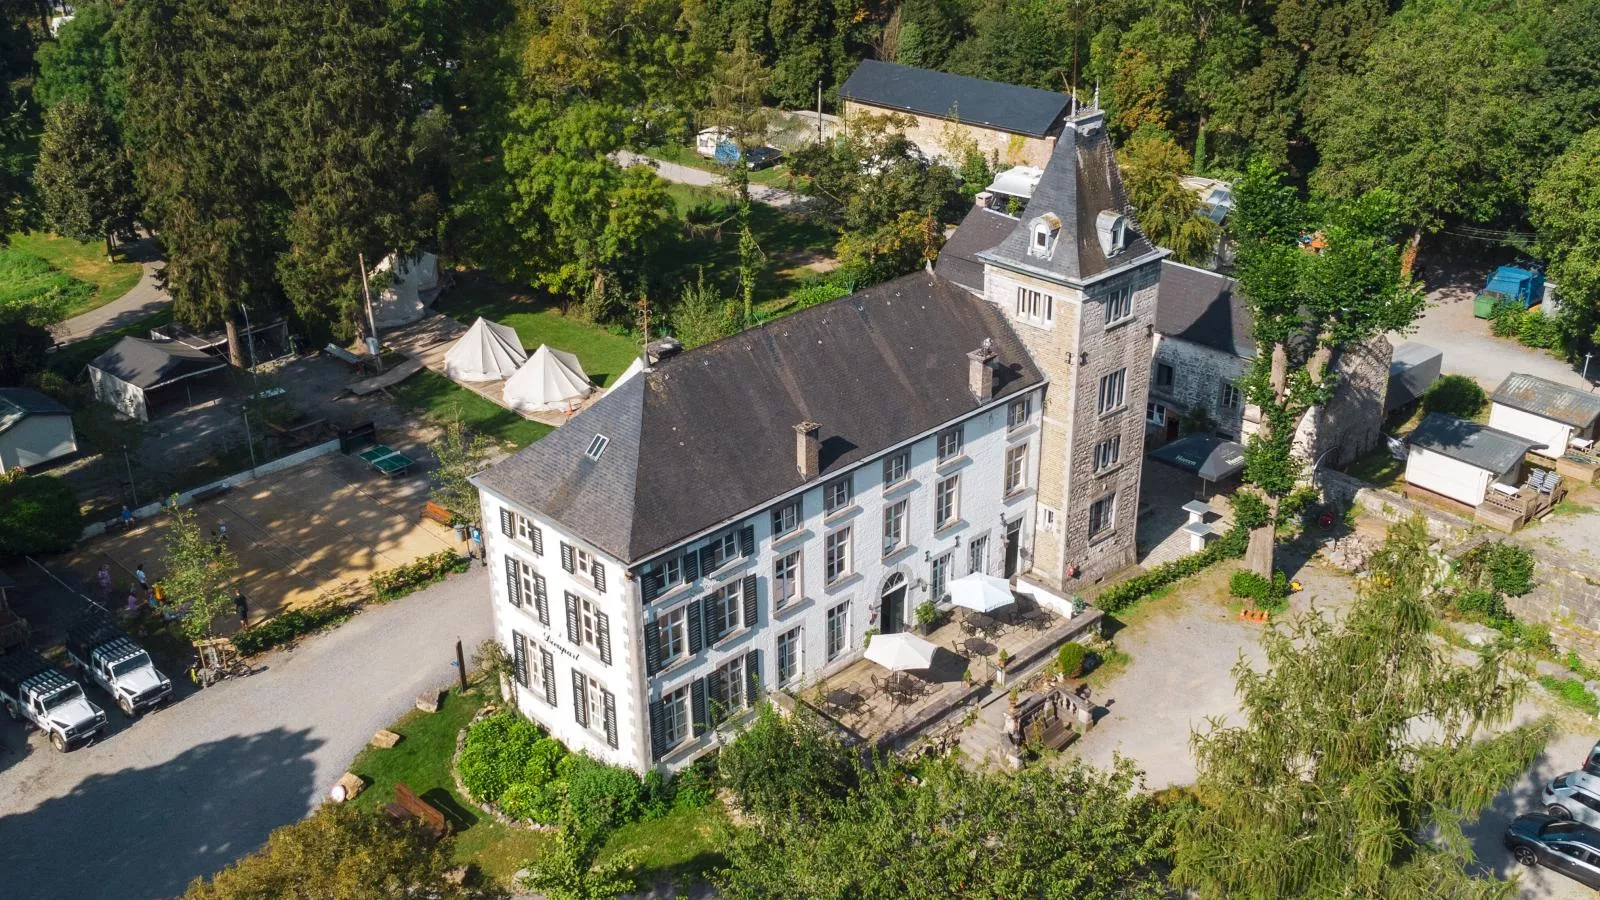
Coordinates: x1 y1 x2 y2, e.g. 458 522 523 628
0 568 492 900
1392 285 1594 393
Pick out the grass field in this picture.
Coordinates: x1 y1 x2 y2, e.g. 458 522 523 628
434 281 642 390
6 231 143 318
347 684 725 891
390 369 552 449
663 182 836 308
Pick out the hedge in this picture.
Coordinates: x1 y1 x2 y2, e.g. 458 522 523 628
1229 569 1289 611
1095 523 1249 614
231 599 355 655
371 550 470 601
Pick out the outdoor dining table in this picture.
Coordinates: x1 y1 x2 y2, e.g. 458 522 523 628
823 688 863 715
962 611 1002 637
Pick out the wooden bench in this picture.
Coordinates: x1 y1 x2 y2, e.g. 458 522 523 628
386 782 448 839
1030 715 1080 751
421 501 454 527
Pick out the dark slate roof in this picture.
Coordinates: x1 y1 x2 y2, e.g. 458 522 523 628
837 60 1071 139
89 337 226 389
477 273 1046 563
977 111 1161 285
936 206 1017 294
1491 373 1600 429
1409 413 1541 474
0 388 70 434
1154 261 1255 358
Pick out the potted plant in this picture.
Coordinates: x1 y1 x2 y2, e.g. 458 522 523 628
995 649 1012 687
914 600 938 635
961 666 973 686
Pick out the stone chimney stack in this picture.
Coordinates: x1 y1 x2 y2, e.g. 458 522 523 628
968 339 997 402
795 422 821 479
974 191 994 209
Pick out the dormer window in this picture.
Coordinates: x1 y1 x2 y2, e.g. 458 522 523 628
1096 211 1127 258
1029 213 1062 259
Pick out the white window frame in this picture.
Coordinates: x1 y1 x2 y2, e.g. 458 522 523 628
710 581 744 639
935 475 960 528
968 535 988 575
883 499 908 555
661 556 683 590
585 675 606 735
826 603 849 660
575 547 597 582
715 655 749 713
1221 382 1242 410
1015 286 1053 325
1104 285 1133 326
1040 506 1058 533
1093 436 1122 472
773 549 801 609
661 685 689 748
661 605 688 662
1089 493 1117 538
824 527 853 584
585 434 609 460
577 595 601 651
1098 369 1127 415
883 451 908 486
708 532 739 571
515 515 538 546
937 427 963 462
1004 445 1027 494
824 477 852 514
772 500 800 538
1147 402 1167 426
930 551 953 602
777 626 802 688
1008 397 1030 431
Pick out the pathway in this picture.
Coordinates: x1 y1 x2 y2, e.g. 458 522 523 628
0 567 494 900
1391 283 1596 393
615 151 808 209
54 238 171 344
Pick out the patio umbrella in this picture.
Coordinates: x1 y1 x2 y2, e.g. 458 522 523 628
864 632 938 671
947 572 1015 614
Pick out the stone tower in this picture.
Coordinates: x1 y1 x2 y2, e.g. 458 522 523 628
976 105 1167 588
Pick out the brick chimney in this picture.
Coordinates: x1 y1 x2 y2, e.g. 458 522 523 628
967 339 997 402
795 422 821 479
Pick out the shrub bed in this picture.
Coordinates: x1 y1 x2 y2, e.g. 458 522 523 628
1229 569 1290 611
456 711 714 830
1057 642 1087 678
1095 523 1249 614
371 550 470 601
230 599 355 655
1420 375 1487 419
1538 675 1600 715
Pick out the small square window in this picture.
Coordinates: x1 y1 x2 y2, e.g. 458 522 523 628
1093 436 1121 472
1008 397 1030 430
1146 402 1167 426
1089 493 1117 538
772 500 801 537
1155 363 1174 390
883 452 908 486
824 477 852 514
585 434 609 460
1221 383 1242 410
937 427 963 462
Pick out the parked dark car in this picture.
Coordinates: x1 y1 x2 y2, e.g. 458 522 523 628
1504 812 1600 889
743 146 783 170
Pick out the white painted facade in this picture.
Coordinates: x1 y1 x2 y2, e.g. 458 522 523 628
0 415 76 472
1404 446 1504 506
481 385 1045 772
1488 403 1570 460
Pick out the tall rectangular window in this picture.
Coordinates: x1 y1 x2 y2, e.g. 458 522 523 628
1004 445 1027 494
1007 397 1030 431
713 655 749 714
935 475 959 528
777 626 802 687
1104 286 1133 325
1089 493 1117 538
1093 436 1122 472
772 500 801 538
577 596 600 650
585 676 606 735
930 552 953 602
968 535 988 575
883 451 908 486
1221 382 1242 410
824 527 852 583
937 427 963 462
1154 362 1174 390
824 477 852 514
883 499 907 555
826 603 849 660
773 549 801 609
661 605 688 662
1098 369 1127 414
661 686 689 748
709 581 744 640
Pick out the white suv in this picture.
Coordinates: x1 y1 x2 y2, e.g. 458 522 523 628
1545 771 1600 826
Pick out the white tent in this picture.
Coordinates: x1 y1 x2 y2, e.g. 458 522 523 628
504 345 593 413
443 317 526 382
371 252 443 328
611 355 646 388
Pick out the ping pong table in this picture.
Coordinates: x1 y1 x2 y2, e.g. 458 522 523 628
358 444 414 477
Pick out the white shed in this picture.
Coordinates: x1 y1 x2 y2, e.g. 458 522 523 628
1404 412 1542 507
1488 373 1600 458
0 389 77 473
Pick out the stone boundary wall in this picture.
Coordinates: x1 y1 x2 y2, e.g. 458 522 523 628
1315 469 1473 542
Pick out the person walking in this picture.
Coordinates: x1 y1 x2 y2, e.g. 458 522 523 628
233 590 249 627
469 524 484 566
133 563 148 598
96 563 113 601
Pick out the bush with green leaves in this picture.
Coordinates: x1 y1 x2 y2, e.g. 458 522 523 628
370 550 469 601
1478 541 1535 596
1453 587 1508 622
0 474 84 559
230 600 355 655
1057 642 1087 678
559 753 644 835
719 704 855 823
1421 374 1487 419
1230 569 1289 610
457 712 553 805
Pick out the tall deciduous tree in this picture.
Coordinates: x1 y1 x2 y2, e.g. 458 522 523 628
185 803 469 900
1174 516 1548 898
34 1 125 123
0 2 41 237
428 417 493 524
34 100 137 258
1231 162 1422 578
1530 127 1600 357
158 501 241 641
1117 130 1219 266
706 39 770 319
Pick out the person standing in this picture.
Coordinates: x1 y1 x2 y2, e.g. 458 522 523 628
133 563 148 598
125 588 141 613
96 563 113 601
469 524 484 566
233 590 249 627
119 506 133 529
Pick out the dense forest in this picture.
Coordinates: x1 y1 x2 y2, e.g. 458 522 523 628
2 0 1599 354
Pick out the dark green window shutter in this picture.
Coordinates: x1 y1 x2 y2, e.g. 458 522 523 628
742 574 758 630
511 632 529 688
565 592 580 644
642 570 664 603
572 670 588 727
593 561 607 593
739 525 755 557
531 525 544 556
705 593 727 643
690 677 708 736
540 647 557 706
687 599 703 655
649 699 666 761
707 669 728 725
699 546 715 574
503 556 521 608
603 689 618 749
596 611 612 665
561 542 575 573
644 620 661 675
683 550 699 582
499 507 514 537
533 573 549 625
746 650 761 705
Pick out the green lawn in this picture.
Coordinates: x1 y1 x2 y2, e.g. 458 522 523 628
662 182 837 308
347 684 725 891
7 231 144 318
434 281 642 389
390 369 552 449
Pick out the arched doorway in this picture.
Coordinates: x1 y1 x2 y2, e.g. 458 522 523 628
879 572 908 634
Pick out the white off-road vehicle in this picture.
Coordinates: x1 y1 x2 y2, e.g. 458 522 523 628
0 650 107 751
65 616 172 718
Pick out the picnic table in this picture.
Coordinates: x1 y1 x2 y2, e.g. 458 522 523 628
359 444 414 477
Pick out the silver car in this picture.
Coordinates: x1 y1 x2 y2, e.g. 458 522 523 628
1544 771 1600 827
